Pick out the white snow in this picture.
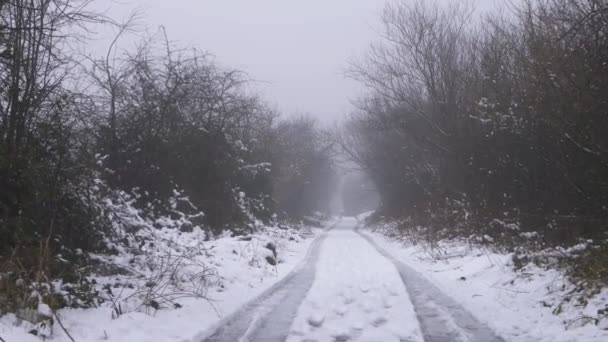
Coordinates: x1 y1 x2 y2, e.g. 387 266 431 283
0 225 322 342
363 225 608 342
37 304 52 318
286 218 424 342
5 213 605 342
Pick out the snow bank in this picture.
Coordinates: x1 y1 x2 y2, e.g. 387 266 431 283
364 225 608 342
0 186 324 342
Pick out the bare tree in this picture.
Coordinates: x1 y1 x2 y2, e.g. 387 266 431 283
344 0 608 280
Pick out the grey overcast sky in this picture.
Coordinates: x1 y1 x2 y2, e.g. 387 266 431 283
101 0 500 123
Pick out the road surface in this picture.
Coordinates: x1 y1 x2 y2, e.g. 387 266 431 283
199 217 505 342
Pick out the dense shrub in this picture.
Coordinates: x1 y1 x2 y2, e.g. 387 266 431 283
343 0 608 285
0 0 335 322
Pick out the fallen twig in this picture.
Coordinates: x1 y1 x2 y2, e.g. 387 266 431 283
52 310 76 342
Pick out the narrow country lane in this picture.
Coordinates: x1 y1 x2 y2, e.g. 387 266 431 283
200 218 505 342
285 218 423 342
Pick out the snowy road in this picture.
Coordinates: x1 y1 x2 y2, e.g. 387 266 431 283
199 218 505 342
358 232 505 342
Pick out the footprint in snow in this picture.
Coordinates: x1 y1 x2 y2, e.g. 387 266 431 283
333 334 351 342
334 306 348 316
372 316 388 327
362 305 374 314
342 295 355 305
382 297 393 308
351 321 365 331
307 313 325 328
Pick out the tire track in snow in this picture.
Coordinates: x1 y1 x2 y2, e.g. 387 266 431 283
285 218 424 342
196 221 337 342
356 228 506 342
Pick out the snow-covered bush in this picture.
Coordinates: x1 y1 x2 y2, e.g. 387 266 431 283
344 0 608 291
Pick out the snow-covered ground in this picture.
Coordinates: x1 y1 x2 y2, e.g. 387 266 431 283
0 224 322 342
197 217 503 342
287 218 424 342
5 213 606 342
363 223 608 342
